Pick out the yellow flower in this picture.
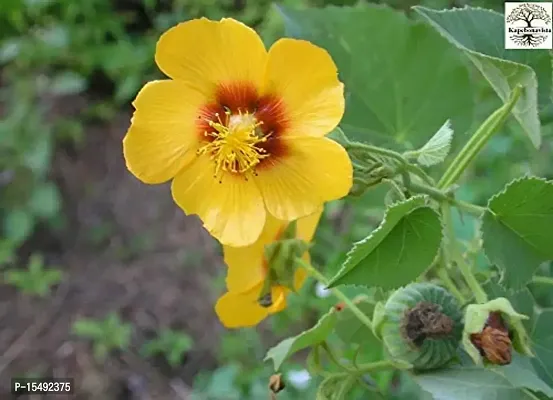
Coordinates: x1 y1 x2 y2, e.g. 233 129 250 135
215 210 322 328
123 18 352 247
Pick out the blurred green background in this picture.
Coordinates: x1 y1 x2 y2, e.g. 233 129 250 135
0 0 551 399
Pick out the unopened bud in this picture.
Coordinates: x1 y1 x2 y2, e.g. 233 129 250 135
269 374 285 394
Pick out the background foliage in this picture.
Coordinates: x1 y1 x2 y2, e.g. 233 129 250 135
1 0 552 399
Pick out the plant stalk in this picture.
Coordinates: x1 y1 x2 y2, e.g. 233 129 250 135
295 258 374 332
531 275 553 286
441 203 488 303
438 85 523 190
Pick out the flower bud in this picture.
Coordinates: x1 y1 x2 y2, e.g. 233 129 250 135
269 374 285 393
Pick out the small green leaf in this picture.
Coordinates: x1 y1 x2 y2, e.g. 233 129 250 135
413 6 553 148
334 297 381 346
72 320 104 338
413 357 553 400
3 209 34 244
413 120 454 166
265 308 338 371
531 309 553 387
29 182 61 218
328 196 442 289
481 176 553 288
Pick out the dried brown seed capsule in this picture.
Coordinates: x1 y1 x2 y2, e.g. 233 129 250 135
379 283 464 370
403 302 455 348
269 374 285 394
470 312 512 365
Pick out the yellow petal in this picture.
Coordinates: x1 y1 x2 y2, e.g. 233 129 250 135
224 243 265 293
264 39 344 137
297 209 323 243
256 137 352 221
215 289 268 328
224 214 285 293
215 284 287 328
223 210 320 292
171 154 265 247
155 18 267 96
123 80 205 184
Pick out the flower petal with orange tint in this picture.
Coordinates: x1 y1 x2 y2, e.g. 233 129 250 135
123 80 206 184
155 18 267 96
255 137 352 221
215 283 287 328
264 39 344 137
171 154 265 247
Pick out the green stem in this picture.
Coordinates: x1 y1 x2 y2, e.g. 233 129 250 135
438 85 522 190
346 143 434 185
321 342 355 373
531 275 553 286
383 179 406 200
356 359 409 374
346 142 406 164
441 203 488 303
296 258 373 332
406 181 485 216
436 265 466 304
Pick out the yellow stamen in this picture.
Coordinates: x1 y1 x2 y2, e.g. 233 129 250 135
197 110 270 176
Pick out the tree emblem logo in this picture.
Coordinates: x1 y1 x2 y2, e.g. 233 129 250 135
505 2 553 49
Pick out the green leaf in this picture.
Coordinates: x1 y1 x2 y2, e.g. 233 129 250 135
413 120 454 166
3 209 34 244
278 4 474 149
72 319 104 339
531 309 553 387
265 308 338 371
413 6 553 148
327 196 442 289
334 297 381 346
413 356 553 400
29 182 61 218
481 176 553 288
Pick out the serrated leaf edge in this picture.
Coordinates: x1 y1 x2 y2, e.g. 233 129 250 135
328 196 430 287
479 175 553 288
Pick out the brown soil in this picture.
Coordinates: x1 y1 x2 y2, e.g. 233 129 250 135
0 96 226 399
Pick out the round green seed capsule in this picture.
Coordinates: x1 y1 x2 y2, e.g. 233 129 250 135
380 283 463 370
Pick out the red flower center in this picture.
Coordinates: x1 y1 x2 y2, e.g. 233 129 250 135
196 82 289 177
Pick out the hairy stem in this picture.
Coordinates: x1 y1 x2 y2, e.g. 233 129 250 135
320 342 356 373
436 265 467 304
296 258 373 332
406 180 485 216
441 203 488 303
438 85 522 190
531 275 553 286
345 143 434 185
